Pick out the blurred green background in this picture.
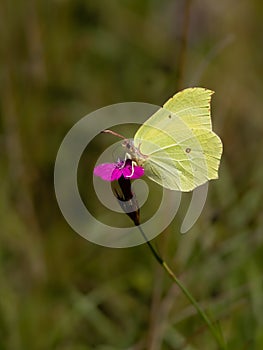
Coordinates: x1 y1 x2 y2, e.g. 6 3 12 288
1 0 263 349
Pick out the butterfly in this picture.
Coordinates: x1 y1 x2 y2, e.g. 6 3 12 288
95 87 223 192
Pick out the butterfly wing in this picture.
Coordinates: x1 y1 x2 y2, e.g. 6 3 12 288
133 88 223 191
163 87 213 130
135 88 213 141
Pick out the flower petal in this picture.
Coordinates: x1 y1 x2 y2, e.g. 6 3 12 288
122 164 133 178
130 165 144 179
111 168 123 181
122 164 144 179
93 163 117 181
94 161 144 182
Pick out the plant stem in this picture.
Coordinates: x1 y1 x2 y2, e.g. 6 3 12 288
137 225 227 350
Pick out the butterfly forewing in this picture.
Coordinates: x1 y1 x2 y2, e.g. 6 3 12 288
163 87 214 130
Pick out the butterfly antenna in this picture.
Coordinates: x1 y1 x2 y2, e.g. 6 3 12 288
101 129 126 140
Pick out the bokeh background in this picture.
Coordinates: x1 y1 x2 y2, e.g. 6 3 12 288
1 0 263 349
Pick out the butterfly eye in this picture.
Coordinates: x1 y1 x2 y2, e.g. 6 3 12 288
168 115 172 119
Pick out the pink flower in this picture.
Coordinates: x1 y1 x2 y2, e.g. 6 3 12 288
94 159 144 181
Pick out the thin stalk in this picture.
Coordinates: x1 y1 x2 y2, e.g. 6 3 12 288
137 225 227 350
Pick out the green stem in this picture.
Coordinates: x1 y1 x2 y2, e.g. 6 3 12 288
137 225 227 350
